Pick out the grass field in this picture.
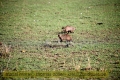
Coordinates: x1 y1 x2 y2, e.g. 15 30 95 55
0 0 120 80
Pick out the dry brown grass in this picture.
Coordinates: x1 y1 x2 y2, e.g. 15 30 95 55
0 43 11 58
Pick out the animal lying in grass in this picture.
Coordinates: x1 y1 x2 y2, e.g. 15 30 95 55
58 34 72 42
62 26 75 33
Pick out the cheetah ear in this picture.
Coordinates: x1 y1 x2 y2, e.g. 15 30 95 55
62 27 64 29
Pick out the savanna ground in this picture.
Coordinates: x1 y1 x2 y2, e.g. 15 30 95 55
0 0 120 80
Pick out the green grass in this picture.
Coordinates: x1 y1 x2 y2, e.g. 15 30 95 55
0 0 120 80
